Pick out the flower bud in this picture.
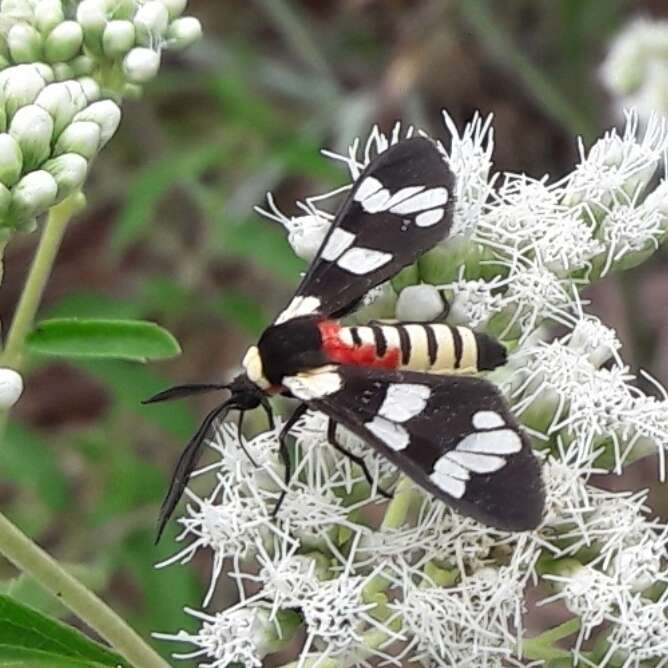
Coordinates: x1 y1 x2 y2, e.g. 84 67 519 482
77 0 108 54
70 54 94 76
1 64 48 117
35 81 84 136
395 284 445 322
102 20 135 58
161 0 187 19
72 99 121 148
9 103 54 170
54 120 101 159
0 368 23 408
122 47 160 83
9 170 58 222
77 76 100 102
7 23 43 63
167 16 202 49
52 63 74 81
34 0 65 35
134 1 169 46
44 20 84 63
42 153 88 199
0 182 12 219
0 134 23 187
32 62 55 83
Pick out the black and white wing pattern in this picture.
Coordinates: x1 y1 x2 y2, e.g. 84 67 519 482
275 137 455 324
283 366 544 531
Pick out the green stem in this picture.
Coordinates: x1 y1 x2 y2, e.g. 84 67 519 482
522 616 582 660
0 511 169 668
1 194 82 370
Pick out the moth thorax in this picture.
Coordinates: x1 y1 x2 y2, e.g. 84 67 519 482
473 332 507 371
242 346 271 390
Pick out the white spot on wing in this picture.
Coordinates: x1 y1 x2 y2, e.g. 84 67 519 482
390 187 449 214
354 176 383 203
432 453 470 481
472 410 505 430
430 470 466 498
384 186 425 210
275 295 321 325
366 416 409 451
321 227 355 261
457 429 522 455
362 188 392 213
378 383 430 422
446 450 506 473
337 247 392 274
283 367 342 400
415 208 444 227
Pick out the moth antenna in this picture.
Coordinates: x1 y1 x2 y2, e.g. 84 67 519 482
154 399 236 544
142 383 228 405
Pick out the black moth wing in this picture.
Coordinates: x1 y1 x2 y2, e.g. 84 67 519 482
285 366 544 531
275 137 455 323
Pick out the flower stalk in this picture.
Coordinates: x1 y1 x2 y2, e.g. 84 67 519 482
0 511 170 668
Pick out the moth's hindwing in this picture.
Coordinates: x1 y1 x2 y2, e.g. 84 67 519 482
283 366 544 531
275 137 455 324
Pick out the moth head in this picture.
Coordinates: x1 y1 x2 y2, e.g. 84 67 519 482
242 345 271 390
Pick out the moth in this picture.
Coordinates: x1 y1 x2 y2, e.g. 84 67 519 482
146 136 545 542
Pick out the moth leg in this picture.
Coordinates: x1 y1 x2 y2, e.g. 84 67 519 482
326 419 393 499
235 409 258 468
272 402 308 517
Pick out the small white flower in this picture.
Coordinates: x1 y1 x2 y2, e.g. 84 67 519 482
122 46 161 84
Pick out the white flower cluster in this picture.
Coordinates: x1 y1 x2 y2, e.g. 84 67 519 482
160 111 668 666
601 16 668 122
0 62 120 229
0 0 201 91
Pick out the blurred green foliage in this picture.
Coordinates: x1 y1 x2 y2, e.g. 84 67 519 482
1 0 650 663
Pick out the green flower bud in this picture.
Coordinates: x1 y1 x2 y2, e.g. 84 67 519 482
72 99 121 148
0 134 23 187
1 64 48 117
1 0 34 21
390 263 419 293
122 47 160 83
102 20 135 58
109 0 136 20
44 20 84 63
9 103 54 171
166 16 202 49
0 182 12 220
54 120 101 159
77 77 100 103
31 62 55 83
70 54 94 76
161 0 187 19
134 1 169 46
9 169 58 223
122 83 142 99
34 0 65 35
42 153 88 199
35 81 85 136
52 63 74 81
76 0 107 54
7 23 43 63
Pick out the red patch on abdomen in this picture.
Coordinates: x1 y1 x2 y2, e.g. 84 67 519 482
318 320 399 369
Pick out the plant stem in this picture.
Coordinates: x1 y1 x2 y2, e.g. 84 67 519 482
0 511 170 668
1 194 82 370
522 616 582 660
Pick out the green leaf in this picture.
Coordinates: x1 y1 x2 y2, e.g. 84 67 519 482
26 319 181 362
0 594 128 667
